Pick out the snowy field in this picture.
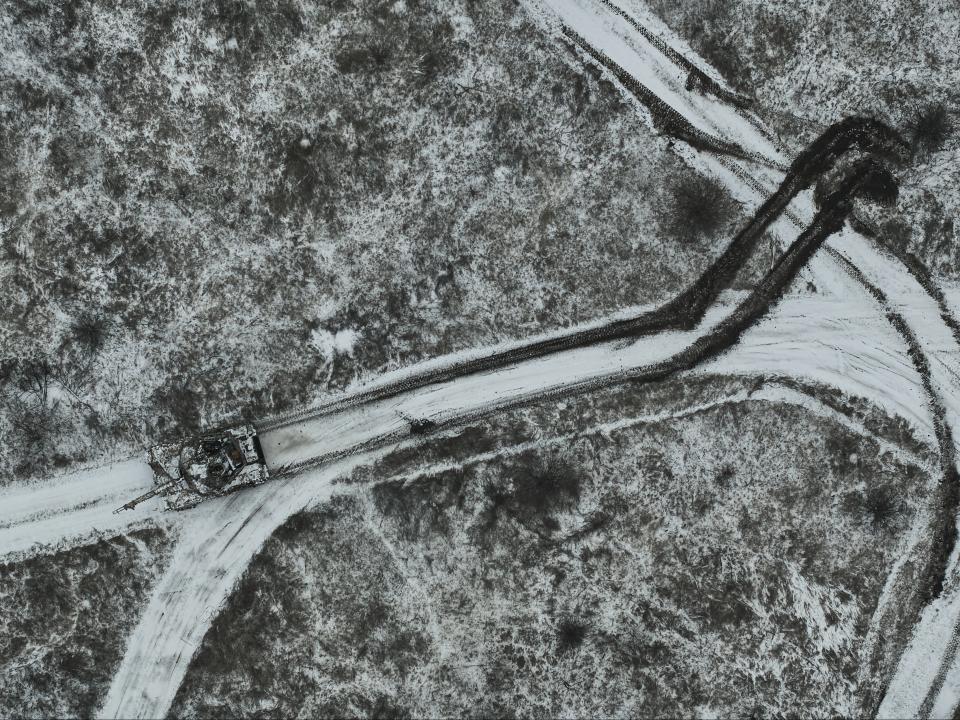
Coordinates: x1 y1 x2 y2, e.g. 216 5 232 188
1 0 958 717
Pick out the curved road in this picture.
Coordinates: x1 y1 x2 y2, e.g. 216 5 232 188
98 143 927 718
0 0 951 717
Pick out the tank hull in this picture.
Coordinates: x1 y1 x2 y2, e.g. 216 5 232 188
147 424 270 511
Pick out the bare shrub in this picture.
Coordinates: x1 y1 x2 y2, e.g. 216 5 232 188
665 173 735 240
864 485 898 528
906 103 953 155
335 41 394 74
366 694 411 720
151 381 202 434
841 484 900 531
555 617 589 654
71 313 109 354
10 402 60 449
715 464 735 487
510 453 582 516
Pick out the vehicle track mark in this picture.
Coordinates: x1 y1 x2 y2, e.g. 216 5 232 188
259 118 906 439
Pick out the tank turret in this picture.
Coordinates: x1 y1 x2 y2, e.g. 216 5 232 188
116 424 270 512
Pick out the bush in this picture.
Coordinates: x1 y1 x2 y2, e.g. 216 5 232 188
715 464 735 487
11 403 60 449
335 41 393 75
555 618 589 654
665 173 735 240
509 453 582 516
864 485 898 528
71 313 108 353
152 381 202 434
840 484 899 531
365 694 411 720
907 103 953 155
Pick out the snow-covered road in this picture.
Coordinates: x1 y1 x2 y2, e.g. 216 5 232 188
4 0 957 717
527 1 960 717
92 283 941 718
98 458 350 720
259 293 931 470
0 292 931 566
0 459 157 560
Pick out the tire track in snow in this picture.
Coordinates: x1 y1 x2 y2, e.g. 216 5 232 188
0 291 926 565
99 461 350 720
825 244 960 717
259 116 903 440
381 381 927 492
101 143 903 719
96 5 951 718
828 247 959 598
559 26 782 170
266 293 931 482
593 0 753 110
529 2 960 714
919 624 960 719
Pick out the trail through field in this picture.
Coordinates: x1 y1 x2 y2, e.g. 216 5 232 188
0 460 158 560
0 0 945 717
0 292 930 565
526 0 960 715
98 459 349 720
97 287 934 719
96 322 928 719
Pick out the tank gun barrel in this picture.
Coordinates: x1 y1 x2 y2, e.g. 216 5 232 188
114 479 178 514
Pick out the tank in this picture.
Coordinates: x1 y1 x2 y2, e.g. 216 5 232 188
116 424 270 512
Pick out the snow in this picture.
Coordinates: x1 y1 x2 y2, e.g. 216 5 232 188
263 294 933 473
309 327 359 359
0 459 163 561
879 588 960 719
524 0 960 714
0 293 930 571
98 458 357 719
202 33 219 53
7 0 959 714
97 280 916 720
101 361 909 719
932 651 960 719
385 381 925 490
542 0 784 166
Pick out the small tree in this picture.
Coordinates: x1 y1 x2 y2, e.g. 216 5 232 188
71 313 109 354
555 617 589 654
907 103 954 155
864 485 898 529
665 173 735 241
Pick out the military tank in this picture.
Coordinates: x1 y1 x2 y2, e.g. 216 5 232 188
116 424 270 512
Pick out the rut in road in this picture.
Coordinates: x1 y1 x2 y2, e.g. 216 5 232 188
99 4 946 717
270 151 908 484
591 0 754 111
101 121 908 720
537 2 960 716
259 116 906 438
559 26 781 168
